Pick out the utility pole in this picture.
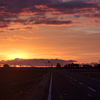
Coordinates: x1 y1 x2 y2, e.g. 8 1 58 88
48 60 50 69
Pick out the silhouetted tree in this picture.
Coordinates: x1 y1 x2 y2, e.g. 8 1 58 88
3 64 10 68
56 63 61 68
74 64 79 69
68 64 71 68
64 64 68 68
89 65 92 69
83 64 92 69
98 64 100 69
94 64 98 69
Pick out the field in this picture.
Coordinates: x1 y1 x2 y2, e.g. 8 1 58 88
0 69 50 100
72 69 100 80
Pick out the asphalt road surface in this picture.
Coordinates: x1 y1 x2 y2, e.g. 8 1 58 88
51 69 100 100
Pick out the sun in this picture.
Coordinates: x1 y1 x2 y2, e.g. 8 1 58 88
11 54 24 59
7 52 29 60
16 65 20 67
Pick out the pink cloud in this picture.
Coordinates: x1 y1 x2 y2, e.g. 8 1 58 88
0 30 9 33
0 35 45 41
86 0 100 3
35 5 55 11
75 19 100 27
0 37 14 41
12 35 44 39
86 20 100 25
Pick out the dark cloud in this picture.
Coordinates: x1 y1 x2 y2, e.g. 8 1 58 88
7 28 16 30
0 30 9 33
24 27 33 29
0 0 49 15
34 12 46 16
0 58 77 66
84 13 100 18
13 19 27 24
0 15 12 28
48 1 100 16
0 22 9 28
0 0 100 27
7 26 38 31
74 15 81 18
48 1 99 9
0 0 99 17
19 16 74 26
34 20 73 25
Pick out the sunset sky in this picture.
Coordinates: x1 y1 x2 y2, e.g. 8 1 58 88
0 0 100 64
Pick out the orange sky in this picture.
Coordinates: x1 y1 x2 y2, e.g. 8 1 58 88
0 0 100 64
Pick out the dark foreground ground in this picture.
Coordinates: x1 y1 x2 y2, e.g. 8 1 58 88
0 69 50 100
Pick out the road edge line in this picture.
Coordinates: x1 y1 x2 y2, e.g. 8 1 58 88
47 70 53 100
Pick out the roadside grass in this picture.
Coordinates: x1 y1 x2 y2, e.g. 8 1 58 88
24 71 50 100
0 70 50 100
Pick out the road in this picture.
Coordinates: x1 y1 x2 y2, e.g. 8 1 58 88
51 69 100 100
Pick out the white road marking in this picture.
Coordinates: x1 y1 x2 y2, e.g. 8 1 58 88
70 77 72 79
87 94 92 97
73 79 77 81
47 71 53 100
79 82 84 85
88 87 96 92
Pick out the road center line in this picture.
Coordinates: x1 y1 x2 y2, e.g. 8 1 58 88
73 79 77 81
88 87 96 92
79 82 84 85
87 94 92 97
69 80 75 85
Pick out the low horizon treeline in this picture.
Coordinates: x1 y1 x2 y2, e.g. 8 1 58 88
1 63 100 69
56 63 100 69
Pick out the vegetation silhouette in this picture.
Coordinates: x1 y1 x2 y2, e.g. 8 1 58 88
3 64 10 68
63 63 100 69
56 63 61 68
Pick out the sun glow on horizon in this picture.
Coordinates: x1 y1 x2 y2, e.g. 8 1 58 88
7 52 29 60
16 65 20 67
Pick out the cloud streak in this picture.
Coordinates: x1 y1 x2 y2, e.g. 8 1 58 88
7 26 38 31
0 35 45 41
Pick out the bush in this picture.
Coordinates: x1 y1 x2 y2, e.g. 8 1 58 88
3 64 10 68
